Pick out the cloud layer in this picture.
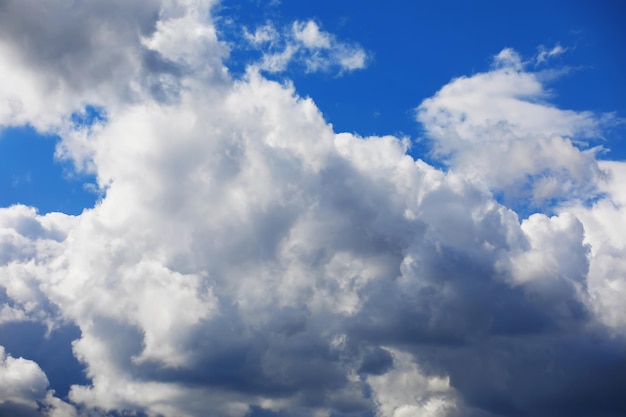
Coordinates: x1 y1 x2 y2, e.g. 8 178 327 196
0 1 625 417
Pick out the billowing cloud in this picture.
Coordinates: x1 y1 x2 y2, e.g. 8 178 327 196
0 0 225 130
367 348 457 417
0 346 48 407
0 0 160 129
566 161 626 331
0 1 625 417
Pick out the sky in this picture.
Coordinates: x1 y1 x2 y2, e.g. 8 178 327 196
0 1 625 417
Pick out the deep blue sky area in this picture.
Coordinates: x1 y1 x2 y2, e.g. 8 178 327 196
2 0 625 214
0 126 96 215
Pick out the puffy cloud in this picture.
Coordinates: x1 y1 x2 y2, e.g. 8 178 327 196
0 303 27 325
0 0 225 130
368 349 457 417
417 48 606 205
0 346 77 417
0 0 161 129
0 1 625 417
565 161 626 331
0 205 75 327
243 20 369 74
0 346 48 407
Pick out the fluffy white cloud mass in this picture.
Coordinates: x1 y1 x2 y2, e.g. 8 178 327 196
417 48 605 204
0 1 625 417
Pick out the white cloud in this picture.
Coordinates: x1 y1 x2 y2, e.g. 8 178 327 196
536 43 567 64
565 161 626 331
245 20 369 74
0 0 166 130
0 346 77 417
0 304 27 325
0 346 48 406
503 212 588 286
244 24 279 45
293 21 332 49
141 1 227 79
417 48 605 204
368 349 457 417
0 1 625 417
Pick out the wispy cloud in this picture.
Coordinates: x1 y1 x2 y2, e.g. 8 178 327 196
244 20 369 75
536 43 567 64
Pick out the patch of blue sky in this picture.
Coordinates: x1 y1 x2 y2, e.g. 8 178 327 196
70 104 107 130
0 122 99 215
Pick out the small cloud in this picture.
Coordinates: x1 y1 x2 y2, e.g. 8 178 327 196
245 19 370 75
536 43 567 65
292 20 331 49
336 44 368 72
492 47 524 71
244 23 279 45
0 304 27 325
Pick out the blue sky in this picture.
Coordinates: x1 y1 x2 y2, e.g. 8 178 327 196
1 1 626 417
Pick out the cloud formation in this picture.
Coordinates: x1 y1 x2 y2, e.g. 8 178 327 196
243 19 369 74
0 1 625 417
417 48 605 205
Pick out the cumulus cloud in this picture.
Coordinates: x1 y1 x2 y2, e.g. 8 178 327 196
368 348 457 417
0 1 625 417
0 0 161 129
243 20 369 74
565 161 626 331
0 346 48 407
0 0 226 131
0 346 77 417
417 48 606 205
